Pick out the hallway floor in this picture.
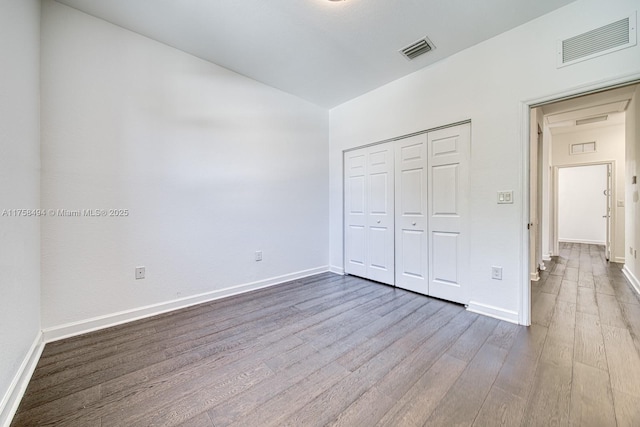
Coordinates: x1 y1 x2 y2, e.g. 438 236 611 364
530 243 640 426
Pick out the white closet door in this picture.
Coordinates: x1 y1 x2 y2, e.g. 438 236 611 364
394 135 428 294
427 123 470 304
344 150 367 278
344 143 394 285
366 143 395 285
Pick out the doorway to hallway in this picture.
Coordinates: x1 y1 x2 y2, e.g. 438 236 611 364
525 81 640 326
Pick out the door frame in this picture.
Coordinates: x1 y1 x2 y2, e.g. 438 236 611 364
552 161 615 258
529 116 542 283
520 72 640 326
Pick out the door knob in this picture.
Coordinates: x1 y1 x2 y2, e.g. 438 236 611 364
412 222 416 226
376 220 381 223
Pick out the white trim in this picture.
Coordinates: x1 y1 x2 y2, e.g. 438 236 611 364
42 266 328 343
520 101 532 326
558 238 606 245
467 301 519 324
329 265 345 275
543 254 552 261
530 272 540 282
614 257 626 264
0 333 44 427
622 266 640 296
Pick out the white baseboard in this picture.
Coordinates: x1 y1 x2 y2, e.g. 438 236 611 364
466 301 519 324
42 266 329 343
622 265 640 297
614 256 625 264
542 254 552 261
329 265 344 275
530 272 540 282
0 332 44 427
558 238 606 245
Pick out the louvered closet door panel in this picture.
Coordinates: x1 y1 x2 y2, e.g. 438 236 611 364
344 149 367 278
366 143 395 285
394 135 428 294
427 124 470 304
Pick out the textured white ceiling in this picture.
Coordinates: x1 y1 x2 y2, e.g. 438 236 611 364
55 0 577 108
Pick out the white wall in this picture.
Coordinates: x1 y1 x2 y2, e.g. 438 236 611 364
0 0 41 423
40 0 329 332
551 124 626 261
624 85 640 290
329 0 640 321
557 164 608 244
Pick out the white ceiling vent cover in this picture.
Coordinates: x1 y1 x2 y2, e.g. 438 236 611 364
558 13 636 67
400 37 435 60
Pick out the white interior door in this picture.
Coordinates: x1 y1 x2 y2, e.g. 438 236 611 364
557 164 608 246
344 150 367 278
366 143 395 284
344 143 394 285
394 135 428 294
427 124 470 304
345 122 470 301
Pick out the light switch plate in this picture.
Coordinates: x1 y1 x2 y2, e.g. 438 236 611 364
497 191 513 204
135 266 145 279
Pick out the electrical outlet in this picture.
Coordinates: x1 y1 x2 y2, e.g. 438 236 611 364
135 266 145 279
255 250 263 262
491 266 503 280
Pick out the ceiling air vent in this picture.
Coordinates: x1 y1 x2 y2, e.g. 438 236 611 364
558 13 636 67
400 37 435 60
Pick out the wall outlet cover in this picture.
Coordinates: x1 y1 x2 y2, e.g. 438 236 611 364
135 266 145 279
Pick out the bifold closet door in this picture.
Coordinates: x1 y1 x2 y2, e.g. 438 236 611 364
344 143 394 285
427 123 470 304
394 135 428 294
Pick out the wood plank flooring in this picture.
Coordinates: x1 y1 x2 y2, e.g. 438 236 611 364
11 243 640 426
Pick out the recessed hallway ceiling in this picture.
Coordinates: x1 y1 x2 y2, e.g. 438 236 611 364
55 0 577 108
542 84 639 134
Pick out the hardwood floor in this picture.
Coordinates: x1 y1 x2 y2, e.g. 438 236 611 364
11 243 640 426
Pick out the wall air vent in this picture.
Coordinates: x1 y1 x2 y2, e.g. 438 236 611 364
576 115 608 126
570 141 596 155
400 37 435 60
558 13 636 67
